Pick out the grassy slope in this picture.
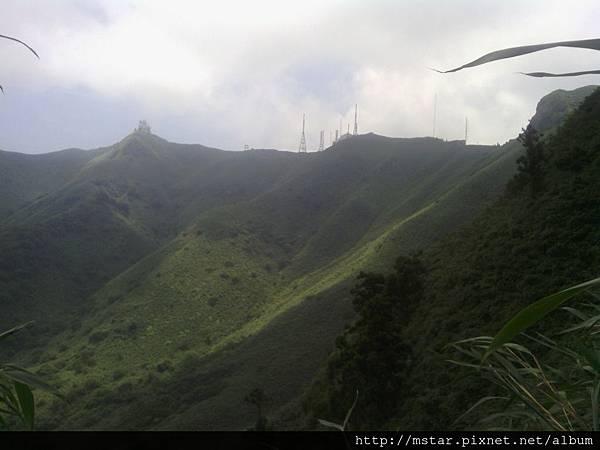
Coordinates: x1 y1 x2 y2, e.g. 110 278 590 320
5 87 591 430
35 137 520 430
389 88 600 430
294 86 600 431
0 146 106 219
0 134 303 343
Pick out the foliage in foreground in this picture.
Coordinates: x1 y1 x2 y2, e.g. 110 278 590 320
435 37 600 78
450 278 600 430
305 87 600 430
0 322 59 430
0 33 38 93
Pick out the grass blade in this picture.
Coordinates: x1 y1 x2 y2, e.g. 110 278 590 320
0 322 34 343
342 390 359 430
484 277 600 359
592 381 600 431
14 382 34 430
434 38 600 73
317 418 343 431
520 70 600 78
1 366 61 397
0 34 39 58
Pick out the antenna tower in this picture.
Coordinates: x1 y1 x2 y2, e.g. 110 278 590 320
319 130 324 151
299 114 307 153
464 117 468 145
433 94 437 138
353 104 358 135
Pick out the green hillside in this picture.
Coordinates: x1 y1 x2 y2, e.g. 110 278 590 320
303 87 600 430
1 86 594 430
0 147 105 219
1 136 504 429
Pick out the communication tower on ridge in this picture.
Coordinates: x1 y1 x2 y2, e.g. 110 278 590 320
135 120 151 134
299 114 307 153
353 104 358 135
319 130 324 151
432 94 437 138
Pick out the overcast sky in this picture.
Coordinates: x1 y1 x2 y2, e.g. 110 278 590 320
1 0 599 154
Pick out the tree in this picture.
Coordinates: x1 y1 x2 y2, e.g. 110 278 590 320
515 124 545 197
321 254 426 429
244 388 269 431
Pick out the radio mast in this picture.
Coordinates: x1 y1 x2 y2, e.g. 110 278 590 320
299 114 307 153
433 94 437 138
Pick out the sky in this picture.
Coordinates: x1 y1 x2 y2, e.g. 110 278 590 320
0 0 599 154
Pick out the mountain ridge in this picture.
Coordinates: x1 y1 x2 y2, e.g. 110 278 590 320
0 86 595 430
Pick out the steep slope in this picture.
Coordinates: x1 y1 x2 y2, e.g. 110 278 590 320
31 137 519 430
0 133 303 345
530 85 598 134
303 87 600 430
0 147 105 219
3 86 592 431
397 87 600 430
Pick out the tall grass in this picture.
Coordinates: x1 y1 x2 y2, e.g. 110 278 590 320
449 278 600 430
0 322 60 430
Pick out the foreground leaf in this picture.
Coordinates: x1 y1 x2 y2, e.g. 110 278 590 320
485 277 600 359
434 37 600 75
0 34 39 58
317 418 343 431
0 322 34 343
521 70 600 78
14 382 34 430
1 365 62 397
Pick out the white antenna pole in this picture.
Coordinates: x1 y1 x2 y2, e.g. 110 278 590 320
433 93 437 138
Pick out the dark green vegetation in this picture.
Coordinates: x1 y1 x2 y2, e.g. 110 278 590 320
450 277 600 430
530 85 598 133
0 86 595 430
309 256 426 429
0 322 60 430
305 87 600 430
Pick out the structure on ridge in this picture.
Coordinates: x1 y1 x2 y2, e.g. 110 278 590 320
464 117 469 145
432 94 437 138
135 120 152 134
319 130 324 151
353 104 358 135
299 114 307 153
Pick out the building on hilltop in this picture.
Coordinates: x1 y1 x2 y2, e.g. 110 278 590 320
135 120 152 134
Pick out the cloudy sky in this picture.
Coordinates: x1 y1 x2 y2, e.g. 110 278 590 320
1 0 599 154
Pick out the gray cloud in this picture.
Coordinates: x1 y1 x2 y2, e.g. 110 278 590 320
0 0 599 153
